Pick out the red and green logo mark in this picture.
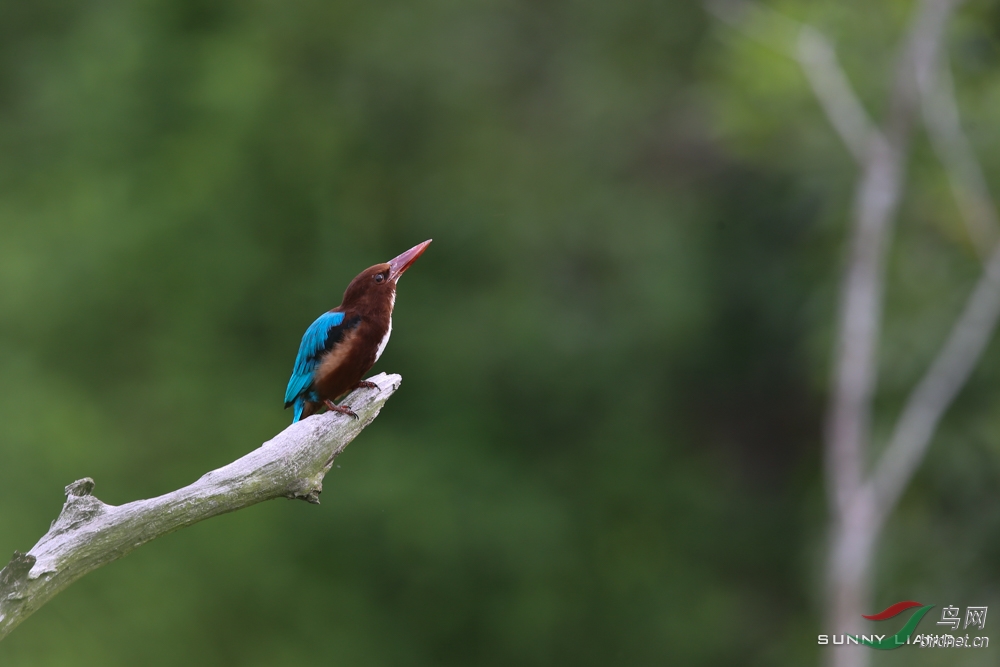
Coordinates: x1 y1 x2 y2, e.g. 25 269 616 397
856 601 935 650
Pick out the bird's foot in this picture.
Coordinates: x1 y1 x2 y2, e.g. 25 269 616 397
354 380 379 390
323 399 359 420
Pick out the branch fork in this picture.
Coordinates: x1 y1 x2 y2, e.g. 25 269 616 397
707 3 998 667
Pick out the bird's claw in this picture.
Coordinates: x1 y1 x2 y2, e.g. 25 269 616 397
324 400 359 420
355 380 379 390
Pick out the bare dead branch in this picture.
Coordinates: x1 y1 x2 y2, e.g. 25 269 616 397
825 0 955 520
920 54 1000 258
0 372 402 642
795 26 878 164
823 6 959 666
869 247 1000 522
706 4 970 667
705 0 877 162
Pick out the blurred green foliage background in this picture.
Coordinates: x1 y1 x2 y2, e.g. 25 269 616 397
1 0 1000 665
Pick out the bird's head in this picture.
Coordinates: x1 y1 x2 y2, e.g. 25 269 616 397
341 239 432 312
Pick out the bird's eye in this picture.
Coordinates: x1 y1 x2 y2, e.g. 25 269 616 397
374 273 385 283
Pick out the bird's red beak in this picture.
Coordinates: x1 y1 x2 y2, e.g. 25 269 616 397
388 239 432 282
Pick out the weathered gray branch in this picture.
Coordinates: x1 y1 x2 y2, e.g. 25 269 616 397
920 53 1000 259
0 372 401 642
864 7 1000 530
868 49 1000 520
824 0 950 524
706 4 961 667
705 0 878 164
820 6 958 667
795 25 878 165
869 246 1000 521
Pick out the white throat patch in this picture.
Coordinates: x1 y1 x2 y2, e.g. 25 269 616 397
374 290 396 363
375 318 392 363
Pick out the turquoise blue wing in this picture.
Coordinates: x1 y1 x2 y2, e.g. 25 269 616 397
284 310 346 408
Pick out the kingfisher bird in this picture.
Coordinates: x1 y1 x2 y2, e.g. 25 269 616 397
284 240 431 423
